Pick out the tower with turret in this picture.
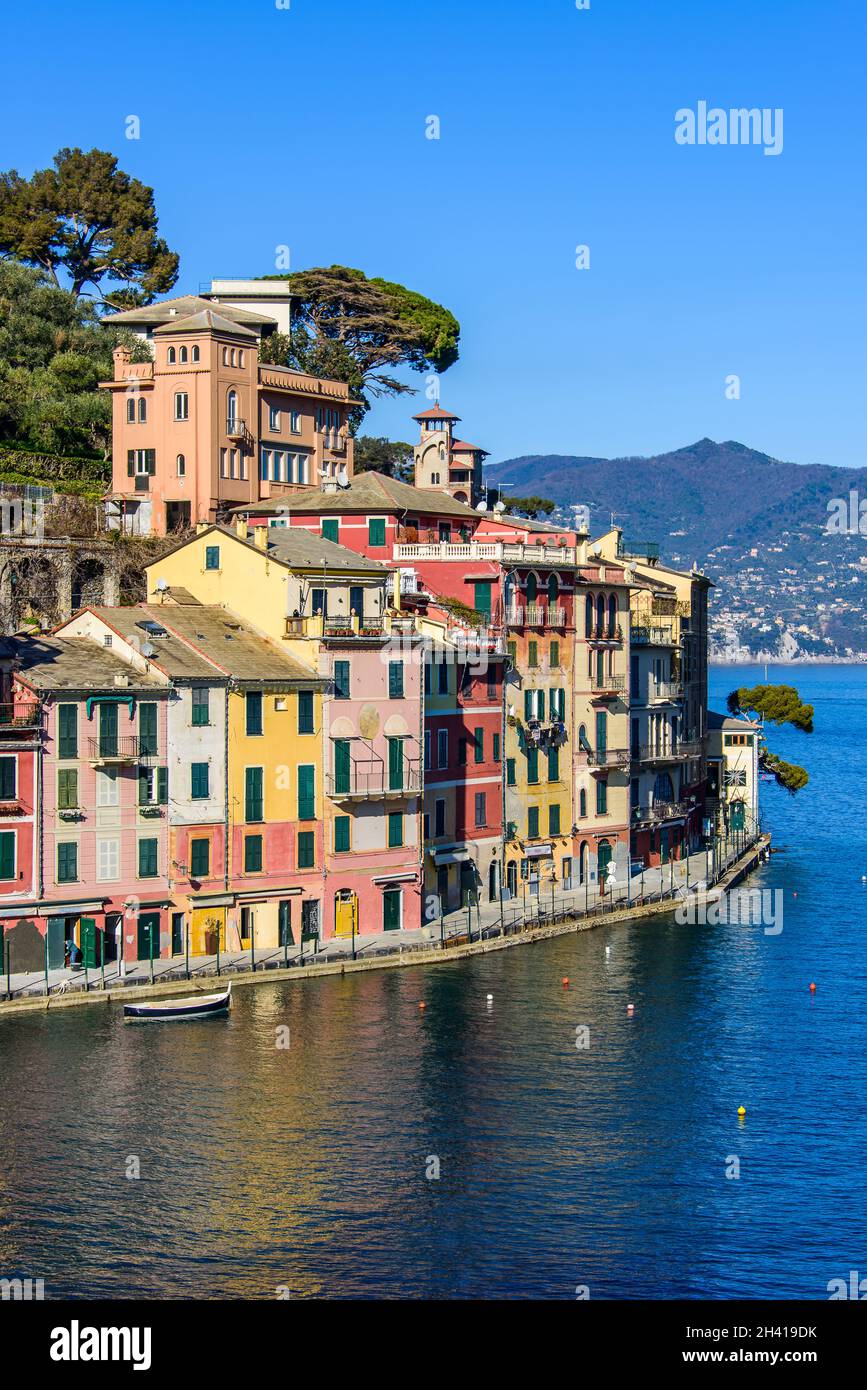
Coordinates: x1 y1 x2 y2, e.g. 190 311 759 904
412 404 488 507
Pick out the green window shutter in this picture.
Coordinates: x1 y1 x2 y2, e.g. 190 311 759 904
191 687 209 725
549 804 561 835
387 738 403 791
191 763 208 799
528 641 538 668
388 662 404 699
527 748 538 783
474 728 484 764
492 732 500 763
383 889 401 931
298 690 314 734
334 816 351 853
190 838 210 877
334 740 351 795
524 689 533 721
596 710 607 753
550 641 560 667
146 449 156 475
334 660 350 699
0 831 15 880
56 841 77 883
321 518 339 542
127 450 135 477
246 691 263 735
547 747 559 782
57 768 78 809
368 518 386 547
0 758 16 800
298 765 315 820
139 702 157 755
245 766 264 822
596 779 608 815
388 811 403 848
58 704 78 759
138 838 158 877
507 641 517 666
473 581 492 619
297 830 315 868
244 835 263 872
528 806 539 839
138 767 150 806
157 765 168 804
506 757 516 787
99 703 118 756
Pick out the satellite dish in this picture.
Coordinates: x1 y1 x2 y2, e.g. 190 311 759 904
476 500 488 512
142 642 155 658
155 577 168 592
336 466 349 489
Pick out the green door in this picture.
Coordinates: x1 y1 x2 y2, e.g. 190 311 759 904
383 889 401 931
334 739 351 795
171 912 184 955
730 801 746 832
387 737 403 791
349 586 364 619
595 709 607 754
80 917 99 969
137 912 160 961
473 581 492 620
46 916 66 969
460 861 476 907
598 841 613 885
99 702 118 757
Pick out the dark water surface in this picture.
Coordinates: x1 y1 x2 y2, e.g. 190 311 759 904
1 664 865 1299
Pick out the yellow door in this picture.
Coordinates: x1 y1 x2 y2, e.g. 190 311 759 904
191 907 226 956
334 890 358 938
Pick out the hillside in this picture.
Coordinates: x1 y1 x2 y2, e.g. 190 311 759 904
486 440 867 661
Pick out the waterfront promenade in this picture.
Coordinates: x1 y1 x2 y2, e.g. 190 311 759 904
1 835 764 1008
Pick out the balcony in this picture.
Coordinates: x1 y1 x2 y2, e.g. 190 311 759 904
648 680 683 702
284 615 386 642
618 539 660 561
590 624 623 643
326 756 421 800
0 703 40 732
630 623 676 646
226 416 247 439
584 747 631 768
88 737 154 765
633 800 692 825
630 740 702 766
393 540 577 566
320 429 347 453
526 605 565 628
590 674 626 698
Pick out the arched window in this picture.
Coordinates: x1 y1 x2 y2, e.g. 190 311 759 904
608 593 617 636
653 772 674 802
167 347 176 364
579 841 588 883
177 454 186 477
191 345 200 362
547 573 559 605
579 789 587 818
596 593 605 635
126 397 136 423
179 346 188 363
585 593 593 637
526 573 538 603
138 398 147 423
227 390 238 427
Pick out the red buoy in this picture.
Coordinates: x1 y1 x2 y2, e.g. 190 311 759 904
562 977 570 988
809 982 816 993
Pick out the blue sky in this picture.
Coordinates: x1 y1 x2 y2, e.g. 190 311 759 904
3 0 865 468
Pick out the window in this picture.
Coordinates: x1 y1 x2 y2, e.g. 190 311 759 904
437 660 449 695
526 574 538 603
473 581 492 620
246 691 263 735
96 768 119 808
527 747 539 783
333 660 350 699
179 346 188 364
205 546 220 571
585 594 594 638
167 347 176 365
298 691 314 734
435 798 446 837
57 768 78 809
58 704 78 758
138 398 147 423
596 779 608 815
387 737 404 791
227 389 238 426
139 702 158 756
177 453 186 476
191 762 209 800
244 835 263 873
388 811 403 848
298 765 315 820
191 687 209 725
321 518 339 543
190 838 210 878
269 405 281 431
138 766 168 806
192 345 200 362
368 517 386 547
437 729 448 768
97 837 120 881
424 730 431 768
506 757 516 787
458 738 467 767
473 728 484 764
474 792 487 828
138 838 158 878
550 640 560 668
424 662 432 696
547 746 560 781
550 688 566 721
174 392 189 421
290 410 301 433
126 397 136 423
549 804 561 835
608 594 618 636
579 788 587 817
127 448 156 477
528 641 538 668
245 767 264 822
493 732 500 762
334 816 351 853
297 830 315 868
0 757 16 800
57 841 77 883
528 806 539 839
547 573 559 605
389 662 404 699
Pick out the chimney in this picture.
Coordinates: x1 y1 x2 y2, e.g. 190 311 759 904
196 521 210 535
236 518 249 540
253 525 269 550
113 344 131 380
575 527 589 565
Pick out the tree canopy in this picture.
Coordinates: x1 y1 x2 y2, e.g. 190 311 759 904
0 260 149 457
487 489 557 519
353 435 415 482
0 147 179 308
727 683 812 793
257 266 459 423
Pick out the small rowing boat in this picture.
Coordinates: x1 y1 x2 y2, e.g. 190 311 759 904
123 982 231 1022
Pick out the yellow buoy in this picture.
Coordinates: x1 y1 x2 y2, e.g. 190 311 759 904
737 1105 746 1117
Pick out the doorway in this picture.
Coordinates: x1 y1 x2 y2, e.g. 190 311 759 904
136 912 160 961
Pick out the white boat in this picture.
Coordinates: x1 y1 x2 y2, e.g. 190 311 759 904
123 982 231 1022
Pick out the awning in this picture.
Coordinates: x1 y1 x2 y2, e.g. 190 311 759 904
187 893 234 907
524 844 553 859
85 694 136 719
372 872 418 885
433 849 471 865
1 897 107 919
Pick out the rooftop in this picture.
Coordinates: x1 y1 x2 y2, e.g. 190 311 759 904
152 309 258 339
9 636 166 693
105 295 275 332
232 471 483 521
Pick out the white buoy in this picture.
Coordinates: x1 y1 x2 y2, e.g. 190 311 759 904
605 945 611 957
